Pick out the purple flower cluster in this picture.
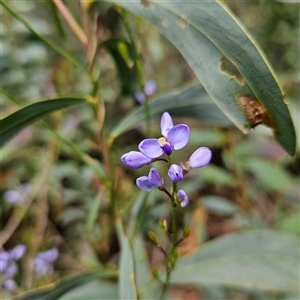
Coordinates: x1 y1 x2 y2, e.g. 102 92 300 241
3 183 32 205
121 112 212 207
33 248 58 277
134 79 157 104
0 245 26 291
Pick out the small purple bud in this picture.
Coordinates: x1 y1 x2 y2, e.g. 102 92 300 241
20 183 32 194
178 190 189 207
144 80 157 96
11 245 26 260
168 164 184 183
161 143 173 156
148 168 163 187
3 279 17 291
3 190 22 204
121 151 152 169
134 91 146 104
136 176 152 192
188 147 212 169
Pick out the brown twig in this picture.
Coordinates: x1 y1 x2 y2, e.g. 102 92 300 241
52 0 88 47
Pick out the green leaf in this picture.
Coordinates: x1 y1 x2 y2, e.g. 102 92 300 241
86 192 103 232
116 220 138 300
275 210 300 235
171 230 299 292
16 270 118 300
109 81 232 142
198 165 236 187
0 97 87 148
111 0 296 156
99 38 138 95
56 280 118 299
200 196 239 216
244 158 293 192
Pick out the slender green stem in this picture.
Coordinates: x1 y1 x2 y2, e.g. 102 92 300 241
0 1 88 74
121 9 151 136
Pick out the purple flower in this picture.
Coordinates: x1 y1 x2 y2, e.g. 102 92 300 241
136 176 152 192
178 190 189 207
37 248 58 263
3 183 32 205
3 190 22 204
187 147 212 169
148 168 164 187
121 151 152 169
33 257 53 276
135 91 146 104
5 261 18 277
33 248 58 277
144 80 157 96
136 168 163 191
11 244 26 260
168 164 183 183
3 279 17 291
139 112 190 158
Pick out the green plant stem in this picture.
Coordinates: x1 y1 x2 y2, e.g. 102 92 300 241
159 180 177 300
121 9 151 136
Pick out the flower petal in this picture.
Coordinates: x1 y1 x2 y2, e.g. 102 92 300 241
139 139 163 158
144 80 157 96
134 91 146 104
121 151 152 169
178 189 189 207
136 176 152 191
167 124 190 150
148 168 163 187
160 112 173 137
168 164 184 183
188 147 212 169
11 245 26 260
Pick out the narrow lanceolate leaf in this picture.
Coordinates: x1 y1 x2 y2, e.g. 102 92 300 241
0 97 87 148
111 0 296 156
109 81 232 143
116 220 138 300
15 270 118 300
171 230 299 292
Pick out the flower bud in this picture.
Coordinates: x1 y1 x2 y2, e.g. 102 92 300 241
121 151 152 169
148 231 159 246
183 225 190 238
168 164 183 183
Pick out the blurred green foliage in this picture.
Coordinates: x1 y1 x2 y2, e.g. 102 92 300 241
0 1 299 300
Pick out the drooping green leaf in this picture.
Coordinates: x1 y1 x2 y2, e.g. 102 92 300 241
109 81 232 143
111 0 296 156
171 230 299 292
99 38 138 95
0 97 87 148
116 220 138 300
16 270 118 300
